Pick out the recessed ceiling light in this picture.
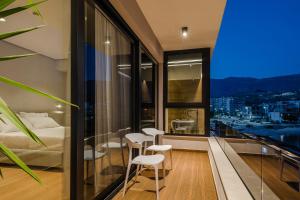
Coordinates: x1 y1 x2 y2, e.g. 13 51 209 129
0 18 6 22
181 26 188 38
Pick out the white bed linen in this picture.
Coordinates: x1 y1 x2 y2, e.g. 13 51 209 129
0 126 65 151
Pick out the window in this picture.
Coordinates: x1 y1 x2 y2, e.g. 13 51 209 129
164 49 210 136
167 52 203 103
165 108 205 134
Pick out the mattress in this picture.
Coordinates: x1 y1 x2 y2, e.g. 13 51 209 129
0 126 65 151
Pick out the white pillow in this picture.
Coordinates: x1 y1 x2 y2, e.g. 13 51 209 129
0 115 19 133
26 116 60 129
20 112 48 118
18 115 33 130
0 114 33 133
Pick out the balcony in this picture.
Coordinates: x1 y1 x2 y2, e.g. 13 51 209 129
113 150 216 200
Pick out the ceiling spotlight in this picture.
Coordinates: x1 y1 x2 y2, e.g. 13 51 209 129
181 26 188 38
0 18 6 22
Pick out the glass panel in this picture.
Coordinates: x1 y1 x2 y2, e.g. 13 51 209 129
141 50 155 128
224 136 263 200
141 50 154 104
167 53 203 103
83 3 132 199
0 0 71 199
165 108 205 135
141 108 155 128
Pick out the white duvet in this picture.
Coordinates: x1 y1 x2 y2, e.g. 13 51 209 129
0 126 65 151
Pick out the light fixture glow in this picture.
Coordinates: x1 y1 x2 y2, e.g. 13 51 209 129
168 62 202 67
181 26 188 38
104 40 111 45
56 104 63 109
0 18 6 22
168 59 202 64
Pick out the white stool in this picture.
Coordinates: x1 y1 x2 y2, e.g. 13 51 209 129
142 128 173 169
123 133 166 200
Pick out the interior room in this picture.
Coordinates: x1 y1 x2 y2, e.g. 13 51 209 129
0 0 71 199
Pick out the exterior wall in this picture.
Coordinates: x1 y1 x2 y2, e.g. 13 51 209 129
109 0 163 63
109 0 165 129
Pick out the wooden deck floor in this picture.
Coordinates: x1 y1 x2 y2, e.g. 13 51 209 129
113 150 217 200
0 150 217 200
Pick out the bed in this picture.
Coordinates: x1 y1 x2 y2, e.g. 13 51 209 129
0 113 69 168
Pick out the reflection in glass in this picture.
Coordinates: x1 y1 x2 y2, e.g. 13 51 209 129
167 53 202 103
83 4 132 199
165 108 205 135
141 50 155 128
141 51 154 104
141 108 155 128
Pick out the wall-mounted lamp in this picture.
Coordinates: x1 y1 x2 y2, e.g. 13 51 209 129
104 40 111 45
104 36 111 45
56 104 63 109
53 104 64 114
181 26 188 38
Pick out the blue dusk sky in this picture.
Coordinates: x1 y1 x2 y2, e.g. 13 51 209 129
211 0 300 79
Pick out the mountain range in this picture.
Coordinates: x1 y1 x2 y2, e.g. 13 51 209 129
211 74 300 98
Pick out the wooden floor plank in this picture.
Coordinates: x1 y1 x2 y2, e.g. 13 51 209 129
0 166 64 200
0 150 217 200
113 150 217 200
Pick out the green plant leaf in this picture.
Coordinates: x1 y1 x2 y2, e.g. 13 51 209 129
0 0 46 18
0 97 45 146
0 116 5 124
0 143 41 183
27 0 42 17
0 0 16 11
0 53 36 61
0 76 79 108
0 26 44 40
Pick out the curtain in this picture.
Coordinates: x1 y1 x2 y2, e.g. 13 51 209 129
93 7 132 191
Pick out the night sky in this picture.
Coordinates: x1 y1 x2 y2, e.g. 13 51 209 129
211 0 300 79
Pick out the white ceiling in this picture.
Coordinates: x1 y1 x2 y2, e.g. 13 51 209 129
0 0 70 60
136 0 226 51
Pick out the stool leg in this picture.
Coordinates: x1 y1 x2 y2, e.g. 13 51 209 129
170 149 173 170
298 164 300 192
134 164 140 182
280 157 284 181
154 165 160 200
123 162 132 197
86 160 89 180
162 161 166 187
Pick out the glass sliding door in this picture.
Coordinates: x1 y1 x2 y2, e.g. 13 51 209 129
140 48 157 128
164 49 210 136
0 0 72 200
0 0 72 199
84 2 132 199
